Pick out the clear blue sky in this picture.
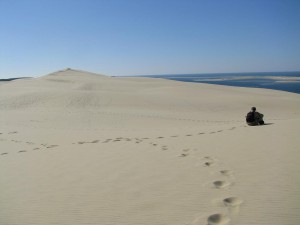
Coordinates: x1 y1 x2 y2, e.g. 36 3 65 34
0 0 300 78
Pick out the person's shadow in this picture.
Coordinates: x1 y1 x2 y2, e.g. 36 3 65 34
262 123 274 126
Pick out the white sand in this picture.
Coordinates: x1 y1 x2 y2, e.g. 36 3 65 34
0 69 300 225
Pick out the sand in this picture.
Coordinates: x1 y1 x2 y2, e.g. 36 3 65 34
0 69 300 225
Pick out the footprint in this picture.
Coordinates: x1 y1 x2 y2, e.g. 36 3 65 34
91 140 99 143
213 181 231 189
210 132 216 134
182 149 190 152
47 145 58 148
204 162 213 167
220 170 233 176
1 153 8 155
204 156 213 160
198 132 205 135
161 145 168 150
18 150 27 153
203 156 215 167
33 148 40 150
229 127 236 130
207 213 230 225
223 197 243 207
217 130 223 133
170 135 178 138
157 137 164 139
78 142 85 144
186 134 192 136
179 153 188 157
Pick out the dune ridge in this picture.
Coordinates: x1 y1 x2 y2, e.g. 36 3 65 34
0 69 300 225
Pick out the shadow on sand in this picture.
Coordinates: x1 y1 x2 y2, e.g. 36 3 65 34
263 123 274 126
247 122 274 126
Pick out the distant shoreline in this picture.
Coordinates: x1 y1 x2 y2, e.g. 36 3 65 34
132 71 300 94
128 71 300 77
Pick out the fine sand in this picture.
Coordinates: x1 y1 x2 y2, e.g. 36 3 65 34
0 69 300 225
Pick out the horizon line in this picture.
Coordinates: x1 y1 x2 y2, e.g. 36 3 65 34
122 70 300 77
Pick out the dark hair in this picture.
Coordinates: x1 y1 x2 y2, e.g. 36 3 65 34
251 107 256 111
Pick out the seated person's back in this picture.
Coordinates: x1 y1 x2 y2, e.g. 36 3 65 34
246 107 264 125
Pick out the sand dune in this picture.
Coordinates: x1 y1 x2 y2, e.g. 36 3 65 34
0 69 300 225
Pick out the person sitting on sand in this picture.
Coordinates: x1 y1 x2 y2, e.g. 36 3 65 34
246 107 264 125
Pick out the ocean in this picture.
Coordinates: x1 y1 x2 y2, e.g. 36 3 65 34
139 71 300 94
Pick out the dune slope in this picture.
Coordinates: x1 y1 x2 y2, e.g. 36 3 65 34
0 69 300 225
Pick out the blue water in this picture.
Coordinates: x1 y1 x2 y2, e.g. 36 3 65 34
138 72 300 94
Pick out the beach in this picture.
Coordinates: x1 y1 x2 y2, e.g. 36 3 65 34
0 69 300 225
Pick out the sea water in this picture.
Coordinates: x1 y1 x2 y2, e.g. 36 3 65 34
139 72 300 94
